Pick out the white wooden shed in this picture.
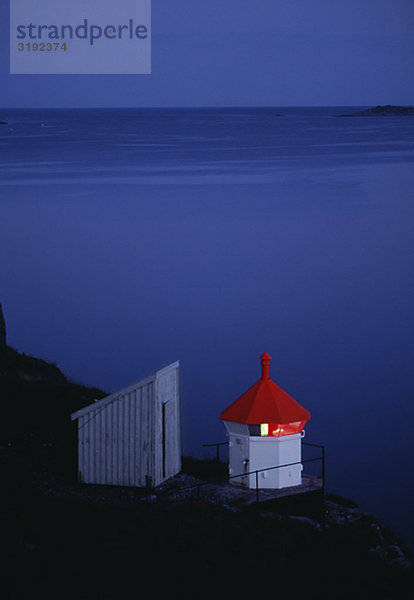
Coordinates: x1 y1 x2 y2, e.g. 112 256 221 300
70 361 180 488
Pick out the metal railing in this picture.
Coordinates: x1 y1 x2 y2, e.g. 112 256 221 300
202 441 228 462
302 441 325 496
199 439 325 503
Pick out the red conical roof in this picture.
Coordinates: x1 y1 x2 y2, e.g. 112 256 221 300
220 353 310 424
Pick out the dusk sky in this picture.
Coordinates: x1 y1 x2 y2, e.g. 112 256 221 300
2 0 414 108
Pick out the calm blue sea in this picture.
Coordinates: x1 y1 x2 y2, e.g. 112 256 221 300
1 107 414 551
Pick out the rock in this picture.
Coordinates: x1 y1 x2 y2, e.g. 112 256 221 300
389 556 413 569
368 541 413 569
388 543 405 559
285 514 320 528
369 544 388 560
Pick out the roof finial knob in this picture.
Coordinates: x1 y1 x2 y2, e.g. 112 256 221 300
260 352 271 379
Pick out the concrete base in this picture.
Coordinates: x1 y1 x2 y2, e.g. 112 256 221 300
158 473 324 518
224 474 323 506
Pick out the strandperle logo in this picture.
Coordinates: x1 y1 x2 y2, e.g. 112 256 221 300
16 19 148 46
10 0 151 74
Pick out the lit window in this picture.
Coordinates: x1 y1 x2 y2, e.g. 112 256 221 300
260 423 268 436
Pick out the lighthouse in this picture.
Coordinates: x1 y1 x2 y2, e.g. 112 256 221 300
220 353 310 490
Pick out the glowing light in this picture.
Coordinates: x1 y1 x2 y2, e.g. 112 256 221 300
260 423 268 436
258 421 307 437
272 426 284 436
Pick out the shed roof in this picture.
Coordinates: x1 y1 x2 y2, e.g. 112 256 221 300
70 361 179 421
220 353 310 424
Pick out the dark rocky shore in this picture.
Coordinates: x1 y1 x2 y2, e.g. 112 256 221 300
1 344 413 598
337 105 414 117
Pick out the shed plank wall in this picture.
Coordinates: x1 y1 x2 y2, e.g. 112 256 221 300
76 363 180 488
79 382 156 486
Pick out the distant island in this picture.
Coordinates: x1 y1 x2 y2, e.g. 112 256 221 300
0 121 7 125
337 105 414 117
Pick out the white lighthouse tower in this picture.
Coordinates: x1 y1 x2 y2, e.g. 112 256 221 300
220 353 311 490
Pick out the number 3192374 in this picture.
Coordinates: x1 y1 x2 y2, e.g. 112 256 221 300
18 42 68 52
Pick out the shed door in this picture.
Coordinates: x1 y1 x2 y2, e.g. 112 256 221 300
162 399 178 480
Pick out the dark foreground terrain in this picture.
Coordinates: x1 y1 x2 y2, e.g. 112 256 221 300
1 347 413 599
2 455 413 600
